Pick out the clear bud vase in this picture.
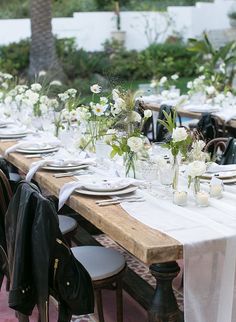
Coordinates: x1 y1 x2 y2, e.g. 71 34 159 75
193 177 200 195
172 156 179 191
123 151 137 178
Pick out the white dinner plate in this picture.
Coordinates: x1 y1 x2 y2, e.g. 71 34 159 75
76 185 138 196
42 164 89 171
82 178 130 192
16 147 59 154
201 171 236 180
0 133 29 139
200 177 236 184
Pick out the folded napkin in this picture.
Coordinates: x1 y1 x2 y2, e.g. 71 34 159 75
4 137 61 155
25 156 96 182
207 164 236 173
58 177 144 210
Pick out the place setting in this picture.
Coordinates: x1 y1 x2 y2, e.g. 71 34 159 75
58 176 146 210
0 124 32 139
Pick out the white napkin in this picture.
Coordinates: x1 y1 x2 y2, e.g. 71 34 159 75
58 177 144 210
207 164 236 173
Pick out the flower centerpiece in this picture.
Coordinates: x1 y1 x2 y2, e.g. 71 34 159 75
106 88 152 177
187 160 207 194
76 84 114 152
158 109 191 190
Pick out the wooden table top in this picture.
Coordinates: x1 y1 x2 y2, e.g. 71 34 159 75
0 141 182 265
142 101 236 128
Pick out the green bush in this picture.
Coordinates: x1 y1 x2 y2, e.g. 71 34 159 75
0 39 30 76
138 43 198 78
0 38 199 87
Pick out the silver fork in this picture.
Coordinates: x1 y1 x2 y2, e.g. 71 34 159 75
97 198 145 206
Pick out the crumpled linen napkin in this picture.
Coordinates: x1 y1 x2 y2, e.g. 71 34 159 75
58 177 144 210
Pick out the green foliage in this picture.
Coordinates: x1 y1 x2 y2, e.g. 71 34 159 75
0 39 30 76
138 42 198 78
0 37 199 95
188 33 236 89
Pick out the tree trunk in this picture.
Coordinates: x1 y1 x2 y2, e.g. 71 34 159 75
29 0 65 81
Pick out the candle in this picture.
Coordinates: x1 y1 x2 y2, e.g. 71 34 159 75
210 184 223 198
196 191 209 207
173 191 187 206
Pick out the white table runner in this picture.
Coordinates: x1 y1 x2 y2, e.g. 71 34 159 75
121 186 236 322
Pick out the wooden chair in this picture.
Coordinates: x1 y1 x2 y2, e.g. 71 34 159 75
72 246 126 322
204 137 228 163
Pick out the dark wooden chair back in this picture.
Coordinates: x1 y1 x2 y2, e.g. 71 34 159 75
204 137 228 162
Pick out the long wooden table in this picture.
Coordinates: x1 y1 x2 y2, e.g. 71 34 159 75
0 141 183 322
142 101 236 129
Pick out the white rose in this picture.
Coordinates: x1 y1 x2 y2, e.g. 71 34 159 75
2 82 8 90
31 83 42 92
206 86 215 96
187 81 193 89
172 127 188 142
90 84 102 94
130 111 141 123
144 109 152 118
127 137 143 153
199 75 205 81
187 161 207 178
171 74 179 81
159 76 167 86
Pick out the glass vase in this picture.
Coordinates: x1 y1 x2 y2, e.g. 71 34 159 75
123 151 137 178
172 156 179 191
193 177 200 195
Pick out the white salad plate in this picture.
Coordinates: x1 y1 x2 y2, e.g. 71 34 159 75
76 185 138 196
16 146 59 154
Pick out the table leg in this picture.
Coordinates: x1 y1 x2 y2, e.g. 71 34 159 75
148 261 184 322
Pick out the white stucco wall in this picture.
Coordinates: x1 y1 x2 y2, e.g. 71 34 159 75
0 0 235 51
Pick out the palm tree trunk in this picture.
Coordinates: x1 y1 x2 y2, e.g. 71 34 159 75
29 0 64 80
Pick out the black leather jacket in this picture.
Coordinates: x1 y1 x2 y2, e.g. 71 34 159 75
5 181 94 322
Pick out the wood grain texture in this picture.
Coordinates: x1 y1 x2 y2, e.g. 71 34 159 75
0 141 183 264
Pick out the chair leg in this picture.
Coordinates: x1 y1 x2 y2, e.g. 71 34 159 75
95 289 105 322
16 311 29 322
116 280 123 322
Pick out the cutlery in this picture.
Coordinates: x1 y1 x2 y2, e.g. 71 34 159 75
96 195 143 204
97 198 145 207
25 154 42 158
24 152 56 159
53 170 93 178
